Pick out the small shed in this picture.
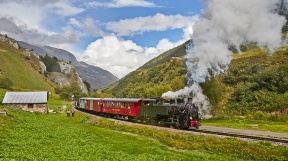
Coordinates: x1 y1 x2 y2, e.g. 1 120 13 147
2 91 49 113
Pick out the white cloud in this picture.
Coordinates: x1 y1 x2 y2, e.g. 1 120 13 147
0 0 85 43
0 1 83 28
69 18 83 28
0 2 46 30
80 34 152 78
80 24 195 78
49 1 84 16
69 18 105 37
85 0 157 8
106 13 199 36
0 1 93 50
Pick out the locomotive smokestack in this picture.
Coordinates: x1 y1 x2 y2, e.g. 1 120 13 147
187 98 192 104
177 97 184 104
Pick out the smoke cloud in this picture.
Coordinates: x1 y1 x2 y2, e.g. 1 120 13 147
162 0 286 117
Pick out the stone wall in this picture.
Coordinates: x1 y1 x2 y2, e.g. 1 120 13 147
5 104 48 113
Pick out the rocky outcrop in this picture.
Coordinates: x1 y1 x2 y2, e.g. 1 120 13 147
59 62 73 75
50 61 88 93
23 49 39 58
0 34 19 49
76 72 88 93
39 61 46 74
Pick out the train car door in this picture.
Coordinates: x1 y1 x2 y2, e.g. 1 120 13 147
90 100 93 110
93 100 102 112
86 100 90 110
80 99 86 109
131 101 141 116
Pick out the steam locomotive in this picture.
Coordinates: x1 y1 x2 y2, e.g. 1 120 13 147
76 97 201 129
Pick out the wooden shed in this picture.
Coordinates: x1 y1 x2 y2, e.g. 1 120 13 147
2 91 49 113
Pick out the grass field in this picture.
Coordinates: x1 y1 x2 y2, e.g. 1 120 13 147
1 103 288 161
0 106 239 161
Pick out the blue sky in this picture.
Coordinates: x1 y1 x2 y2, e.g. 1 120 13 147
0 0 203 78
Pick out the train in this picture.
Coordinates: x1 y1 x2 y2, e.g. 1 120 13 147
76 97 201 129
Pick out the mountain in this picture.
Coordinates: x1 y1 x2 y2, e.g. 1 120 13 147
18 41 118 90
0 35 53 92
0 18 118 90
0 34 91 95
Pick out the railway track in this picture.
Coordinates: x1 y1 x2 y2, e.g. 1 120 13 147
76 108 288 145
189 129 288 144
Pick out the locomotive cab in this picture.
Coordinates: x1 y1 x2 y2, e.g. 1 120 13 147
189 104 201 129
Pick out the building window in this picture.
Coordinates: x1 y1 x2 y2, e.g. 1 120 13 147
28 104 33 108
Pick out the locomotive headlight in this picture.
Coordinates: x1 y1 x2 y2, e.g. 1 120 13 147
189 116 192 120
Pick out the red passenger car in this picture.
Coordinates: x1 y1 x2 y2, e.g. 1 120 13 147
78 98 150 120
101 98 143 120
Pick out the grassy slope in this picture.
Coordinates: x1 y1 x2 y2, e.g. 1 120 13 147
201 47 288 132
0 41 53 91
0 107 242 161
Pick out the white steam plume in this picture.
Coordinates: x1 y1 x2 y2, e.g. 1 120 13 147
162 0 286 117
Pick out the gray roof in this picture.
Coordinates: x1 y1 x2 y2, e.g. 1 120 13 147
102 98 141 102
80 97 102 101
2 91 48 104
79 98 157 103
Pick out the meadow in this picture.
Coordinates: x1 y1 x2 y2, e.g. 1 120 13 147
0 101 288 161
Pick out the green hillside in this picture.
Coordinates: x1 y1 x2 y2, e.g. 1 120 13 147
0 41 54 92
214 48 288 116
102 42 288 119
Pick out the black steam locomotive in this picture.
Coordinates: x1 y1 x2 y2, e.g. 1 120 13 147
138 97 201 129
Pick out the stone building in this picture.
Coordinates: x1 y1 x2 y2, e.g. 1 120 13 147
2 91 49 113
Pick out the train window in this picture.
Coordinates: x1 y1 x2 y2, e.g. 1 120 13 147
142 101 149 106
127 103 132 109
